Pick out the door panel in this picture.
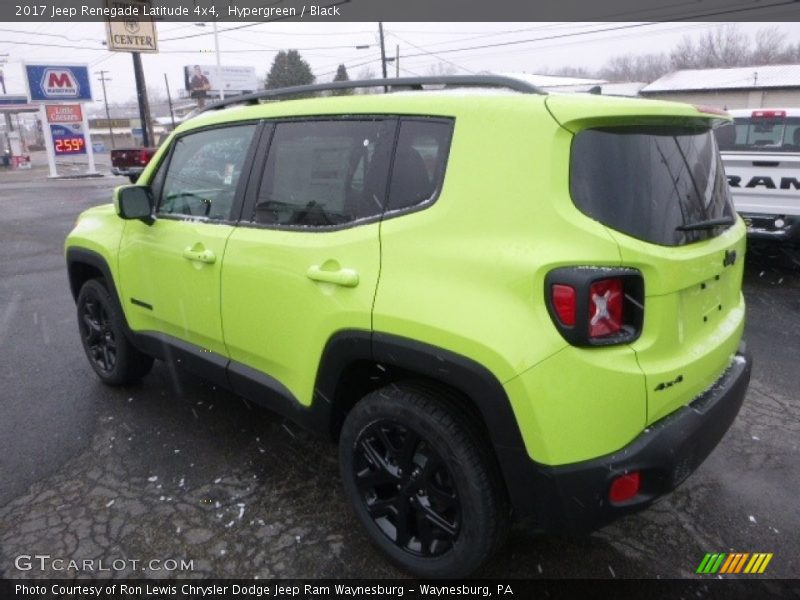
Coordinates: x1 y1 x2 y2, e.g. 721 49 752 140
118 123 259 356
221 225 381 404
221 118 395 405
119 219 234 355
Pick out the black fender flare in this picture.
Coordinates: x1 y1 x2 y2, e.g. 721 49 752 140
315 330 537 518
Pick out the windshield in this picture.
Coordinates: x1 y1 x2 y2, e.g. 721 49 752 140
714 116 800 153
570 125 735 247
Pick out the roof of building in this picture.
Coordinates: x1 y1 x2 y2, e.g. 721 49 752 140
498 72 606 88
641 64 800 93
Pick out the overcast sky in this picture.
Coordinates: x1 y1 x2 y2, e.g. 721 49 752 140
2 21 800 112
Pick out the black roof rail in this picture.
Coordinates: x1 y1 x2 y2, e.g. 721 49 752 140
197 75 545 114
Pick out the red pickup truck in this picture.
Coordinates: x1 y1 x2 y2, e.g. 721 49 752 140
111 147 157 183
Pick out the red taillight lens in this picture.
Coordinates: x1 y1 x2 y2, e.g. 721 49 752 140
609 471 640 503
138 150 150 165
589 278 623 338
752 109 786 119
551 284 576 327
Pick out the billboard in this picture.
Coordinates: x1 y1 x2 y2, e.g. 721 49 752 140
25 64 93 103
184 65 258 97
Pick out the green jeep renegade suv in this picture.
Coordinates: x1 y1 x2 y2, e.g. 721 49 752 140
65 76 752 577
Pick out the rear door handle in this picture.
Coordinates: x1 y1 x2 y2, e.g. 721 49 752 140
306 265 359 287
183 245 216 264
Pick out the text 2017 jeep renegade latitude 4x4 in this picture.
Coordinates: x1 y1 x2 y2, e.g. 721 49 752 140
65 76 752 577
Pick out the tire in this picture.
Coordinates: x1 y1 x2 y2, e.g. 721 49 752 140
76 278 153 386
339 382 509 578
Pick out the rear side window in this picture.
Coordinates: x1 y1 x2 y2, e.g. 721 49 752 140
387 119 453 212
570 126 734 247
252 119 395 227
715 116 800 153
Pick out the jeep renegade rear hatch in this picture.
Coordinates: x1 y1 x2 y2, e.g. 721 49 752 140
548 95 745 425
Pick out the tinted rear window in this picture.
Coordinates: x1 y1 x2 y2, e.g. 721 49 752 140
570 126 734 247
715 117 800 153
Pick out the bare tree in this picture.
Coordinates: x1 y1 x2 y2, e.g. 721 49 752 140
426 63 457 77
751 27 790 65
599 53 669 82
669 35 699 70
697 25 750 68
355 66 378 94
546 65 595 79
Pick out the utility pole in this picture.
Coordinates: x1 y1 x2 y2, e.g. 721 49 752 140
378 22 388 92
395 44 400 78
164 73 176 130
95 70 115 149
213 21 224 101
0 54 14 156
132 52 152 147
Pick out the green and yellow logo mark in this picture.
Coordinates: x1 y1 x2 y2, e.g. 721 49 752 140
697 552 773 574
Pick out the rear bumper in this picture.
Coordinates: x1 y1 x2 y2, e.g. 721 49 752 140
740 213 800 243
111 166 144 177
517 345 751 532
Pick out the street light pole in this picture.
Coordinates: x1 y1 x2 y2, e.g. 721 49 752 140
195 23 224 101
96 70 115 149
213 21 224 101
0 54 14 156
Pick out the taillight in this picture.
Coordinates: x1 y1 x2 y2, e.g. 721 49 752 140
589 278 623 338
609 472 641 504
138 149 151 166
551 284 576 327
751 109 786 119
545 267 644 346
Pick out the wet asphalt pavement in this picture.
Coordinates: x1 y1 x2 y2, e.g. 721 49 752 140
0 175 798 580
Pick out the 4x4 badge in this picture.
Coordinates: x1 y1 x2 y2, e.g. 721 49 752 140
723 249 737 267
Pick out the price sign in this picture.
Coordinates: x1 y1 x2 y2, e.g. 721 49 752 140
50 124 87 155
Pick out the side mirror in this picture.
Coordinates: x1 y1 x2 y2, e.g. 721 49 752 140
115 186 154 224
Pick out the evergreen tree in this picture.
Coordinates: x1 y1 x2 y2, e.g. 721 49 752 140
332 64 353 95
266 50 315 90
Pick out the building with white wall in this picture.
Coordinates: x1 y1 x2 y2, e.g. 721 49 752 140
640 64 800 109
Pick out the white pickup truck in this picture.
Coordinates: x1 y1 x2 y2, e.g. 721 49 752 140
714 108 800 244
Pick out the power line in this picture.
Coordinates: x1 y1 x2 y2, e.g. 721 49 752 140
386 30 476 74
387 3 799 62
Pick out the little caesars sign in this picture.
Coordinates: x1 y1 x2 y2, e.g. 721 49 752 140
105 1 158 53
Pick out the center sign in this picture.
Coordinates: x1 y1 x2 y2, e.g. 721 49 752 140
105 0 158 53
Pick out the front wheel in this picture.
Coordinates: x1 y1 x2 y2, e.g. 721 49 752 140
339 383 509 578
76 279 153 386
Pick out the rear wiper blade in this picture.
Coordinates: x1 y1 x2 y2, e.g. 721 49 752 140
676 217 735 232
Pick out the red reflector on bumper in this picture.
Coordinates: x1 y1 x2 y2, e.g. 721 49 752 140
609 472 640 503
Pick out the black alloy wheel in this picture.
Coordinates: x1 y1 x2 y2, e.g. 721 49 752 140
76 279 154 385
354 420 460 557
79 292 117 374
339 382 509 578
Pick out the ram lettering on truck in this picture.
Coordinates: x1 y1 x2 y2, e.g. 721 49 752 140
714 108 800 243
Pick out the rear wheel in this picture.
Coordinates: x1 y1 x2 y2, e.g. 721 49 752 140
76 279 153 385
339 383 509 578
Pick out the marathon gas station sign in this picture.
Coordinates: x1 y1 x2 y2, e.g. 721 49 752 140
25 65 93 102
24 63 97 177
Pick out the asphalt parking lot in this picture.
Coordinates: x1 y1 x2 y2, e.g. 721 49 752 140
0 174 798 581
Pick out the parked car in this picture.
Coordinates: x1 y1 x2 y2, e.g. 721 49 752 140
65 76 751 578
714 108 800 244
110 146 157 183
